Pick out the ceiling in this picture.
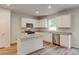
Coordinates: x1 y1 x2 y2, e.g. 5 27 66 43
0 4 79 16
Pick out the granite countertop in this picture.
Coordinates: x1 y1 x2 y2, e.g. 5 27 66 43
18 33 43 39
35 30 72 35
52 31 72 35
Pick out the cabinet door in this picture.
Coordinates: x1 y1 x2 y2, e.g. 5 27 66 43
19 38 34 54
62 14 71 27
39 19 48 28
56 14 71 27
45 32 52 43
33 37 43 50
56 15 62 27
60 35 71 48
42 32 52 43
36 32 53 43
33 20 39 27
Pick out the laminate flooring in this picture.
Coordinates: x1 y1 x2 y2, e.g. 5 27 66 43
0 42 79 55
0 44 17 55
30 42 79 55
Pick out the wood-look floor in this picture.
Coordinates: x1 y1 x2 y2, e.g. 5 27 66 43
0 44 17 55
0 42 79 55
30 42 79 55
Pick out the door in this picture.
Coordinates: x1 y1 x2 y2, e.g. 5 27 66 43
0 17 10 48
0 18 6 47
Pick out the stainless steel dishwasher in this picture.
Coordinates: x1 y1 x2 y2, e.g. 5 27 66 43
53 33 60 45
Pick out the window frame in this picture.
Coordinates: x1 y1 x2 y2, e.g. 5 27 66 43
47 17 56 31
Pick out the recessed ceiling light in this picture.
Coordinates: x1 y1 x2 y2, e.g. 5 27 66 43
48 5 52 9
36 11 39 14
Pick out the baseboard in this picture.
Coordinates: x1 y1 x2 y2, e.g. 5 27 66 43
10 41 17 45
71 46 79 49
4 44 10 48
11 43 17 45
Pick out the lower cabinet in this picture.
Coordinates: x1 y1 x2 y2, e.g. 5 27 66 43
36 32 53 43
60 34 71 48
43 32 53 43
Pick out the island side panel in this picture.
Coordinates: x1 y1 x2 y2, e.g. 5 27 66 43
17 36 43 55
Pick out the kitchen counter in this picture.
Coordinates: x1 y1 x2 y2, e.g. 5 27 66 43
19 33 43 39
52 31 72 35
17 33 43 55
35 30 72 35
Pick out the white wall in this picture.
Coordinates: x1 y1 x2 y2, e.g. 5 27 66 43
70 8 79 48
11 12 20 43
11 11 36 43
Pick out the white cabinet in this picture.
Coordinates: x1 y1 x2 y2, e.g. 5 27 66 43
60 34 71 48
43 32 52 43
21 18 48 28
36 32 53 43
21 17 39 27
56 14 71 28
38 19 48 28
34 20 39 27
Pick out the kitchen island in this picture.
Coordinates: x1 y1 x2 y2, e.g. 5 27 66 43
17 33 43 55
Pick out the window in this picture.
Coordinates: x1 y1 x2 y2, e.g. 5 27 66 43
48 17 56 31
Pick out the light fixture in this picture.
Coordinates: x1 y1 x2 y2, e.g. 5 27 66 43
36 11 39 14
48 5 52 9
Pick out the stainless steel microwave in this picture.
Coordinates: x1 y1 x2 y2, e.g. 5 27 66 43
26 23 33 28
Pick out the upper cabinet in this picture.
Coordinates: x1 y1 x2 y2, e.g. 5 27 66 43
21 17 48 28
38 18 48 28
21 17 39 28
56 14 71 28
